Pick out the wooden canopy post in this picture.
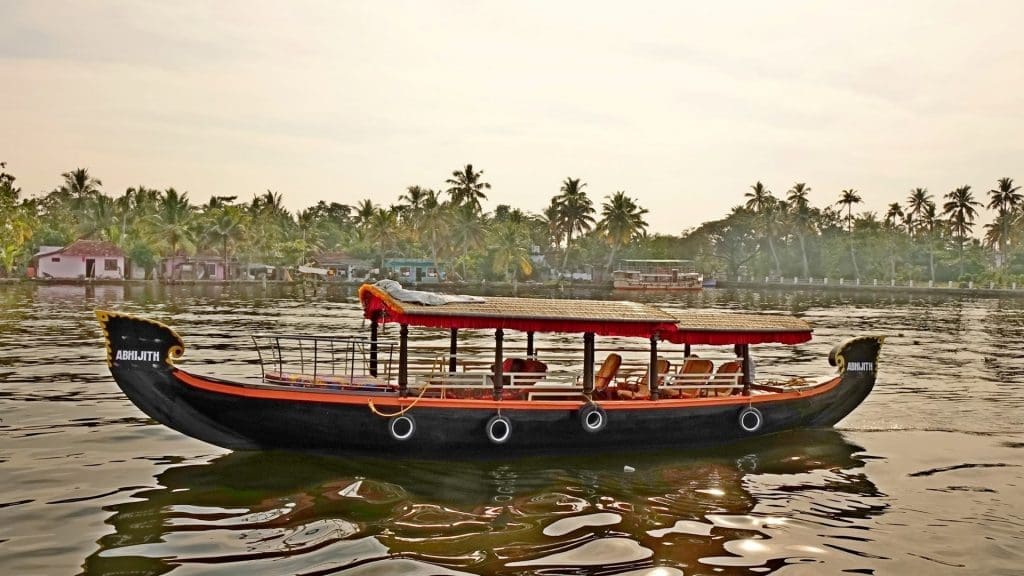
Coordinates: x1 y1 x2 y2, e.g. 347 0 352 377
526 331 535 358
493 328 504 400
369 311 380 377
582 332 595 395
649 333 660 400
741 343 752 395
449 328 458 373
684 343 691 358
398 323 409 396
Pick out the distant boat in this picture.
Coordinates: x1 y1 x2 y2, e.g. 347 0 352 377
612 259 703 291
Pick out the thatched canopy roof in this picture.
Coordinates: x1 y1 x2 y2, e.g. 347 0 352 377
359 283 677 337
663 311 813 345
358 283 813 344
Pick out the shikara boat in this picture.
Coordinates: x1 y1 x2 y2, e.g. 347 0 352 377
95 281 883 457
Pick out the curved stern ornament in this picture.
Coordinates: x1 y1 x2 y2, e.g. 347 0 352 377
829 335 885 376
96 310 185 369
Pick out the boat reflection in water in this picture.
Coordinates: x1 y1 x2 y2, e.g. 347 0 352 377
85 429 886 575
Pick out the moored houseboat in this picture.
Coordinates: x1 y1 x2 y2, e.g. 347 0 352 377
612 259 704 290
95 281 883 457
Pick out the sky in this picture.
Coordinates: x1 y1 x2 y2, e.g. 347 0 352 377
2 1 1023 235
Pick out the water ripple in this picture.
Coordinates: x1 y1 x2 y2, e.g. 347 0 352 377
2 284 1024 574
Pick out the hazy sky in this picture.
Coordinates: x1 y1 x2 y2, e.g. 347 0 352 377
3 1 1022 234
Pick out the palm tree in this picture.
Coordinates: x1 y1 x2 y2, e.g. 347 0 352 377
837 189 862 278
744 181 782 275
60 168 103 205
449 203 487 280
365 207 400 272
0 163 19 212
0 168 33 276
884 202 904 229
148 188 196 267
786 183 813 278
292 208 325 266
554 177 595 271
0 161 13 186
597 191 648 270
919 201 940 282
983 212 1018 257
398 185 428 220
350 196 374 225
116 186 157 241
59 168 104 231
542 200 564 253
943 185 981 277
905 188 932 236
252 190 291 228
299 200 352 250
417 190 450 280
884 202 905 280
987 177 1022 267
205 205 246 278
490 220 533 286
244 190 295 265
445 164 490 212
74 194 118 240
203 195 238 211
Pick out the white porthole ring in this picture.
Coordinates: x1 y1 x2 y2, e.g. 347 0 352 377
579 404 607 433
738 406 763 433
486 414 512 444
389 415 416 441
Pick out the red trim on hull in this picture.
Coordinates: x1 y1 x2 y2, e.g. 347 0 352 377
174 370 843 411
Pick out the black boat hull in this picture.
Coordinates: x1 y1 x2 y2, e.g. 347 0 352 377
97 310 883 457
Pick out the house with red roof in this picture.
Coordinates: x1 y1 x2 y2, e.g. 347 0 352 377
32 240 126 280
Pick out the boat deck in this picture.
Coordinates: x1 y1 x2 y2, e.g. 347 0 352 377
253 368 825 401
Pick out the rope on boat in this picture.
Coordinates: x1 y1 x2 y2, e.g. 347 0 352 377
367 382 431 418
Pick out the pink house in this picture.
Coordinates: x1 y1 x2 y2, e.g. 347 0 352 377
34 240 126 280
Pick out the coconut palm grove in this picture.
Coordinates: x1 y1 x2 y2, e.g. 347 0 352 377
1 160 1022 285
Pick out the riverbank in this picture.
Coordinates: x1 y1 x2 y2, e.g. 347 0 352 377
6 275 1024 299
717 276 1024 299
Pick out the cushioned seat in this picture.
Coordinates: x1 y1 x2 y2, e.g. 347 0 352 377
675 358 714 397
592 353 622 399
617 358 671 400
705 360 743 396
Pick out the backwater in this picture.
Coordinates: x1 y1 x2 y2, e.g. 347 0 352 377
0 282 1021 575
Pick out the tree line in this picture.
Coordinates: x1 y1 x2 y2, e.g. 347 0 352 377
1 160 1021 284
691 179 1022 284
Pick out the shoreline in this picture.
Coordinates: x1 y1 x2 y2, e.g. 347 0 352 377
716 278 1024 299
4 276 1024 299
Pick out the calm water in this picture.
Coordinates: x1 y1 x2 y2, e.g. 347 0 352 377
1 282 1023 575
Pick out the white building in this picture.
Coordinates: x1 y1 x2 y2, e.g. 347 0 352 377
33 240 126 280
